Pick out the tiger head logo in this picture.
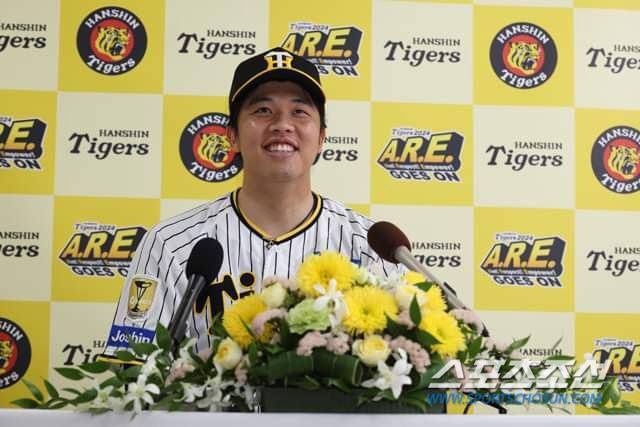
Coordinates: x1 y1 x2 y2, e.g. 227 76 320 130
0 338 15 374
507 41 540 75
94 26 129 60
197 133 233 169
608 145 639 180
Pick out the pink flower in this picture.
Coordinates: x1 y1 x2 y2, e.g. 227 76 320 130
396 310 415 328
389 336 431 373
296 331 328 356
263 276 297 291
450 309 484 333
326 332 350 355
251 308 286 336
234 360 248 384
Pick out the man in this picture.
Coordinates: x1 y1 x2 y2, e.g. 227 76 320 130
100 47 402 362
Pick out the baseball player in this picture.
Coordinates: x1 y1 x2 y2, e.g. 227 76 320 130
101 47 403 362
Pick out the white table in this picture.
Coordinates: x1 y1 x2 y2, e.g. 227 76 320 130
0 409 638 427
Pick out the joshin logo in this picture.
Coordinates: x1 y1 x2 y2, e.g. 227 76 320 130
481 232 566 287
377 128 463 182
76 7 147 75
58 222 146 278
0 318 31 389
591 125 640 194
179 112 242 183
0 116 46 170
490 22 557 89
281 22 362 76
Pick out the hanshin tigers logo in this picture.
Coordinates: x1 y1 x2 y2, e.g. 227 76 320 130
179 112 243 183
76 7 147 75
490 22 557 89
591 125 640 194
0 318 31 390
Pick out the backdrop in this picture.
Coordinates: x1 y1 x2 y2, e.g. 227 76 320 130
1 0 639 413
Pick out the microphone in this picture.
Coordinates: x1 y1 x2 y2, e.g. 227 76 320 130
367 221 468 311
167 237 224 350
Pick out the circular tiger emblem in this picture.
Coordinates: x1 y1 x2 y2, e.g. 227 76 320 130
490 22 557 89
179 112 243 183
591 125 640 194
0 318 31 390
77 7 147 75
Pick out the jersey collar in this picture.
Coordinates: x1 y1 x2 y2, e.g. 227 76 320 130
231 188 322 244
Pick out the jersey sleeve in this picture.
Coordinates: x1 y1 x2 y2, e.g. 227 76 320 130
98 226 185 364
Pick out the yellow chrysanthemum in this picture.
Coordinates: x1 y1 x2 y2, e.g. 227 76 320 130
404 271 447 312
419 310 466 358
222 294 270 348
405 271 426 286
343 286 398 336
296 251 356 297
424 286 447 312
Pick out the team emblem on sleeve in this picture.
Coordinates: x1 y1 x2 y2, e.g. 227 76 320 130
127 275 159 319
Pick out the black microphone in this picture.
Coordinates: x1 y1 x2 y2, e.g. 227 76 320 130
367 221 469 311
167 237 224 350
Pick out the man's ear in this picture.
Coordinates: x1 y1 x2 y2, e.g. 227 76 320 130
227 126 240 152
317 127 326 154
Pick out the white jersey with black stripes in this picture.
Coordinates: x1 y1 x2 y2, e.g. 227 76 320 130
100 189 403 362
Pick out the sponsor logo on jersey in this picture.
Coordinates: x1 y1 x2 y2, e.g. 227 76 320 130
127 275 158 319
591 125 640 194
179 112 242 183
377 127 463 182
107 325 154 348
480 232 566 288
76 6 147 75
0 116 46 171
58 222 146 278
281 22 362 76
490 22 557 89
0 318 31 389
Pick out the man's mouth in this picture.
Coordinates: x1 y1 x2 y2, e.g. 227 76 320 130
265 143 296 153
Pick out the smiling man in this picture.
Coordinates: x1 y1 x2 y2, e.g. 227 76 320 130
100 47 402 361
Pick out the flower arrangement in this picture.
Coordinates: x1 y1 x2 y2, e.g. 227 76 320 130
13 251 640 415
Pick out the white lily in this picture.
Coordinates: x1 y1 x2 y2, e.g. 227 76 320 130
313 279 347 328
196 374 233 411
124 375 160 414
139 348 163 380
180 382 205 403
362 348 413 399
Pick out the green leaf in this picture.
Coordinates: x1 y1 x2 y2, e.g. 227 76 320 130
54 367 86 380
385 314 407 337
414 282 433 292
313 349 363 386
326 378 352 393
114 350 135 362
409 295 422 326
88 407 112 416
544 355 575 361
402 396 428 413
468 336 483 358
79 361 111 374
266 351 314 381
73 388 98 404
22 378 44 402
100 376 124 389
156 323 171 351
122 365 142 379
62 387 82 396
413 329 440 348
505 335 530 354
247 342 259 365
209 313 226 338
130 342 158 356
43 379 59 400
11 398 40 409
290 375 321 390
48 401 69 410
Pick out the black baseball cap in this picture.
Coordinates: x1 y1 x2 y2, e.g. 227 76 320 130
228 47 326 128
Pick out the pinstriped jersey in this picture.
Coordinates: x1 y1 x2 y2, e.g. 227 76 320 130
100 189 403 361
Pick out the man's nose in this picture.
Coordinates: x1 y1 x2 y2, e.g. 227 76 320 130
269 111 294 132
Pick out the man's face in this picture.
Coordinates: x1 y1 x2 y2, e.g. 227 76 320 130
228 80 325 184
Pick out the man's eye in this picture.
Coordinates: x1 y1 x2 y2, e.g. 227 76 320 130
294 108 309 115
254 107 270 113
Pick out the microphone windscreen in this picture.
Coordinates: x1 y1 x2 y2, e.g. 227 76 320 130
186 238 224 283
367 221 411 264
